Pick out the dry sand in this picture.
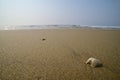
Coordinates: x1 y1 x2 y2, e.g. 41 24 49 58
0 29 120 80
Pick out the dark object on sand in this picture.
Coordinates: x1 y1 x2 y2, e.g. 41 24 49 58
86 57 103 68
42 38 46 41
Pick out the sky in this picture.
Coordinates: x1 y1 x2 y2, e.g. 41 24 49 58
0 0 120 26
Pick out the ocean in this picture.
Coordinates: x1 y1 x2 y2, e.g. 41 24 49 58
0 25 120 30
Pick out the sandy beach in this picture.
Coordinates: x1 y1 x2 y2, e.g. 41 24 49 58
0 29 120 80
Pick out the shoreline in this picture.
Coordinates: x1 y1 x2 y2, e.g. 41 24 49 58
0 28 120 31
0 25 120 30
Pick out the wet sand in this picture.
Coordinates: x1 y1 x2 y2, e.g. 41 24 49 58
0 29 120 80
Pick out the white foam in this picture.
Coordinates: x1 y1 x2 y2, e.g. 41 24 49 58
0 25 120 30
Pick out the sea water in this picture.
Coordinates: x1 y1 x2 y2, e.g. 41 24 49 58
0 25 120 30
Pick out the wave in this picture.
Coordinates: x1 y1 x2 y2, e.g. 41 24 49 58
0 25 120 30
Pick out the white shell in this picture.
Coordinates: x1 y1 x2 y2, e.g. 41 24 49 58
86 57 103 67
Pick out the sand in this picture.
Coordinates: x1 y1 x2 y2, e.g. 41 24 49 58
0 29 120 80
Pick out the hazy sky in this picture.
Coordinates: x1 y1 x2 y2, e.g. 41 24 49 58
0 0 120 26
